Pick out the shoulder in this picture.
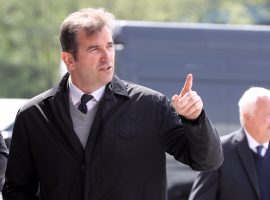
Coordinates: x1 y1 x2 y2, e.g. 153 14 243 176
19 74 69 114
123 80 166 99
221 129 243 143
220 129 244 151
111 75 166 100
19 88 54 114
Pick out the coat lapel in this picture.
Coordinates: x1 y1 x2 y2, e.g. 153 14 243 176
50 73 84 162
85 75 130 155
235 129 260 199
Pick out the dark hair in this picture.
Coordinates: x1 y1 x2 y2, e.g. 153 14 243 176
59 8 115 60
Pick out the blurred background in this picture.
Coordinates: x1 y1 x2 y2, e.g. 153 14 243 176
1 1 270 199
1 0 270 98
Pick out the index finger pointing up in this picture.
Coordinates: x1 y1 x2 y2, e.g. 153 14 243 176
180 73 193 97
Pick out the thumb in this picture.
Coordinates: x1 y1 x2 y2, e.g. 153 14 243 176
180 74 193 97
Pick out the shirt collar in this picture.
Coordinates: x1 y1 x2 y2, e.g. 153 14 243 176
244 128 269 152
68 78 105 106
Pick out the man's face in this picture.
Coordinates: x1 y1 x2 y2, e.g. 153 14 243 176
67 26 115 93
246 97 270 143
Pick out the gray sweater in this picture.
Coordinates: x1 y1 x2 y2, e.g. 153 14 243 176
69 99 98 148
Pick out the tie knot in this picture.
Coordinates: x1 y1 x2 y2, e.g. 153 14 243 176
78 94 93 114
256 145 264 157
81 94 93 104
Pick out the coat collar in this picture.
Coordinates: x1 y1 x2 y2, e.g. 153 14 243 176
48 73 130 99
107 75 130 98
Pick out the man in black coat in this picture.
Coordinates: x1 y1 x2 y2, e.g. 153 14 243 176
3 8 223 200
0 132 8 190
189 87 270 200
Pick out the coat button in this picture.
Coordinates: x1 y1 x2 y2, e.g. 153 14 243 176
81 165 85 171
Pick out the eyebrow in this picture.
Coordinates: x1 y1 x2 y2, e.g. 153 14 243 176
86 41 114 51
86 45 99 52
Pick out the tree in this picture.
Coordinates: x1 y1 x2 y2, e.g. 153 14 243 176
0 0 269 98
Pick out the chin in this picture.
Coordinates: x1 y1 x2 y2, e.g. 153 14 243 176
103 75 114 84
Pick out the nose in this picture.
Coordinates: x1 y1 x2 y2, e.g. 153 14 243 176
101 49 111 63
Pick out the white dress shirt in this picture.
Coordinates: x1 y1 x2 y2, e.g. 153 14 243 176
244 128 269 157
68 78 105 112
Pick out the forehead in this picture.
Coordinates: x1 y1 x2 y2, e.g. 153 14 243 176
255 96 270 110
76 26 112 46
78 26 112 38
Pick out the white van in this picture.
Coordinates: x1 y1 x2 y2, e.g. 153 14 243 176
0 98 28 148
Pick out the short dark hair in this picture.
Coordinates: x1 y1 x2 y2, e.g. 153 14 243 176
59 8 115 60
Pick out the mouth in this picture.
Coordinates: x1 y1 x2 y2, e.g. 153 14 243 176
100 66 112 71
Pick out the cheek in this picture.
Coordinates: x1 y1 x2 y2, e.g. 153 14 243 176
110 51 115 60
261 119 270 131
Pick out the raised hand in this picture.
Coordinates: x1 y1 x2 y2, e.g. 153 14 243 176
171 74 203 120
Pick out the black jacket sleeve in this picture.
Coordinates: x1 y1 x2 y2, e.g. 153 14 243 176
158 95 223 171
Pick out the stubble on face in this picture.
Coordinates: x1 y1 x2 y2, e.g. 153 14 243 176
70 26 115 93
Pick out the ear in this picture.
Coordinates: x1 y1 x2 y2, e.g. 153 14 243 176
244 113 251 122
61 52 75 71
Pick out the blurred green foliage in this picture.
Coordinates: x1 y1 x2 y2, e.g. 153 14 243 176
0 0 270 98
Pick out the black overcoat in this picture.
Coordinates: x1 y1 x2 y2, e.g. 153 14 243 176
3 74 223 200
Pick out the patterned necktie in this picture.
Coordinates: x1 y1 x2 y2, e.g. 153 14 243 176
256 145 264 157
78 94 93 114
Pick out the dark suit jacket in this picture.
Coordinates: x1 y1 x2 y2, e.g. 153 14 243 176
189 128 261 200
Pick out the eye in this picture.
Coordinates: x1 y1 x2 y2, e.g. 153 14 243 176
87 45 99 53
108 42 114 49
89 47 98 52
